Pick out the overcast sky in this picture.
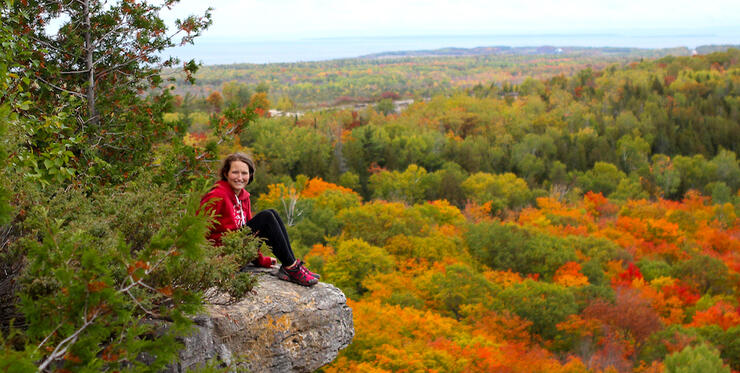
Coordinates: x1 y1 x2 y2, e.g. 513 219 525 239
165 0 740 41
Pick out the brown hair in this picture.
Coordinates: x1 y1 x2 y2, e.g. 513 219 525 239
220 152 255 185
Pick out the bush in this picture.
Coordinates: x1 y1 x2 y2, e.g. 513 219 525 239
0 177 258 370
664 344 730 373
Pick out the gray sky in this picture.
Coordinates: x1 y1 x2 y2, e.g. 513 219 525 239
166 0 740 41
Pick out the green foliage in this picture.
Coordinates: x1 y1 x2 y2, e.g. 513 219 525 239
611 175 650 200
323 239 394 299
179 47 690 108
698 325 740 371
338 172 361 191
673 253 736 295
416 263 501 318
0 174 257 369
6 0 212 186
7 190 207 370
375 98 395 115
637 258 674 281
638 325 705 365
664 344 730 373
241 117 332 179
711 149 740 191
466 222 576 279
650 154 682 198
576 161 626 196
369 164 435 205
616 134 651 173
461 172 532 213
337 201 424 246
499 280 578 340
0 104 11 226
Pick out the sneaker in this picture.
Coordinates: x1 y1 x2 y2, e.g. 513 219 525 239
278 264 318 287
296 259 320 279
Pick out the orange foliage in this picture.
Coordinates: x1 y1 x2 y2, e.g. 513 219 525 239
337 299 573 372
631 278 687 325
463 304 532 343
305 243 335 261
301 177 356 198
584 191 619 218
483 269 524 287
688 301 740 330
463 200 493 222
553 262 590 287
556 314 602 340
695 225 740 254
363 271 422 304
324 186 740 372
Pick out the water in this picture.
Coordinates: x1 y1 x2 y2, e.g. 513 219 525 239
169 32 740 65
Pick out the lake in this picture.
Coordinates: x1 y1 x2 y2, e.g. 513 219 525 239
168 32 740 65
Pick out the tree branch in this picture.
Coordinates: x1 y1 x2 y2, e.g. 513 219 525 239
37 309 99 371
36 76 85 99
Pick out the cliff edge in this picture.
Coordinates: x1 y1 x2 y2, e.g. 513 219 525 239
168 266 354 372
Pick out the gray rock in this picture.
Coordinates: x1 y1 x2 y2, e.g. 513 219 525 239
169 266 354 373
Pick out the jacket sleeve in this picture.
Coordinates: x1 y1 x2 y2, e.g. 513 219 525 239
200 190 227 245
245 194 253 221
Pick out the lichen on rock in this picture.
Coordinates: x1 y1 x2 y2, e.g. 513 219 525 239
167 266 354 373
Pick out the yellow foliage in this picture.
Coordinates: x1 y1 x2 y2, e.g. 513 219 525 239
483 269 524 287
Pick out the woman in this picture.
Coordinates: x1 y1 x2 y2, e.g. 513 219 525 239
200 152 319 286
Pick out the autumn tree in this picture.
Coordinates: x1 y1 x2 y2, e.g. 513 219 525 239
206 90 223 113
7 0 212 183
322 239 394 298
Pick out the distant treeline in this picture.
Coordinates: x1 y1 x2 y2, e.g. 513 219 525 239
170 46 739 108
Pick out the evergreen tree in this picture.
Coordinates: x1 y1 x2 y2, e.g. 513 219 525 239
6 0 212 184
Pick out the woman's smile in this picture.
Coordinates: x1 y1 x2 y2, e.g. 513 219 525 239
227 160 251 193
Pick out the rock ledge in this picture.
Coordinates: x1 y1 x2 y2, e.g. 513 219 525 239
169 266 354 372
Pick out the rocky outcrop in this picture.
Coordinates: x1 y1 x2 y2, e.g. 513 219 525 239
169 266 354 372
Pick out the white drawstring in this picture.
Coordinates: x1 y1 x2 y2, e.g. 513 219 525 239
234 192 246 228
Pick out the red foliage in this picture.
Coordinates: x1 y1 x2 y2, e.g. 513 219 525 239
584 191 618 217
613 262 643 287
588 330 633 373
584 287 663 345
367 162 386 175
661 282 700 306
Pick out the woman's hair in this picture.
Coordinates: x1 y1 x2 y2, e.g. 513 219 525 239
220 152 255 184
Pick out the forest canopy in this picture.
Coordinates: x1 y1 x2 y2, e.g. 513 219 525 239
1 1 739 370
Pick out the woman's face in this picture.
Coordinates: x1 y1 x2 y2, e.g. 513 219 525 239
226 160 250 193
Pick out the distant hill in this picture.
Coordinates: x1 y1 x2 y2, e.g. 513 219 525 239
359 45 740 59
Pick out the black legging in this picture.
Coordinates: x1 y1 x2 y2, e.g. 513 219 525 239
246 209 296 265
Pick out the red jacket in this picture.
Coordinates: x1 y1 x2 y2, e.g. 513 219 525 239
200 180 252 246
200 180 273 267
